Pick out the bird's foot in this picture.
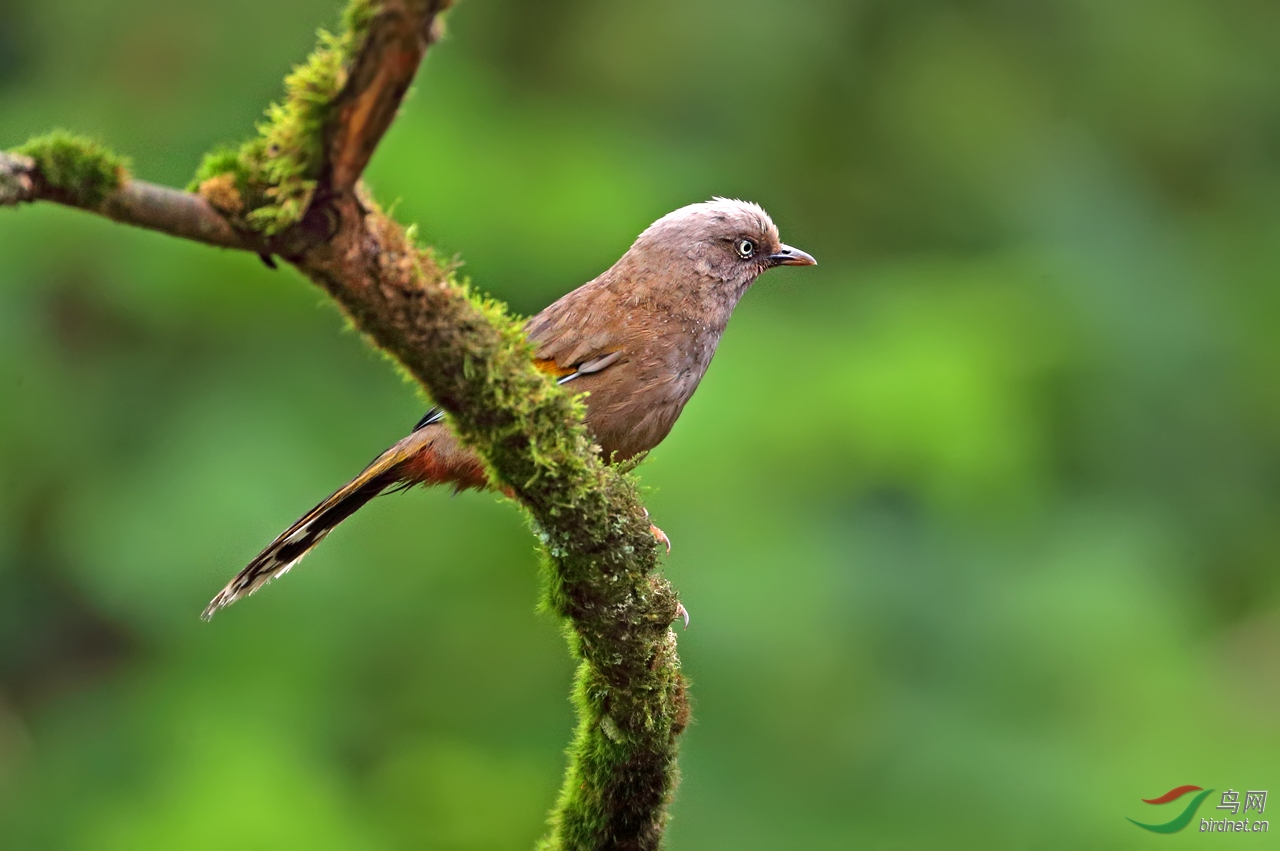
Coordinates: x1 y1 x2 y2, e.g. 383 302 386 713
649 523 672 553
675 602 690 629
643 509 672 553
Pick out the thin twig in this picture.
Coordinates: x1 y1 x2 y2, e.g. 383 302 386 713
0 150 257 250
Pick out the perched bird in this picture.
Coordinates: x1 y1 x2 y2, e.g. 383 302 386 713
203 198 815 619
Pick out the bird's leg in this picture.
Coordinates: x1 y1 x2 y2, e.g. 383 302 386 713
643 508 672 553
675 602 690 629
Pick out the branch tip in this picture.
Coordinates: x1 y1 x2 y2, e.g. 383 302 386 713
10 130 129 209
0 151 36 205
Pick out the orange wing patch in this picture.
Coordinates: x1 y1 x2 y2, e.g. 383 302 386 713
534 357 577 378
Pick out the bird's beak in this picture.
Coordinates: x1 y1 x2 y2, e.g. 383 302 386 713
769 244 817 267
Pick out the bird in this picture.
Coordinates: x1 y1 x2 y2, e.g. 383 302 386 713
202 198 816 620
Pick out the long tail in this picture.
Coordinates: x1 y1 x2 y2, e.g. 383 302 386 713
202 429 436 620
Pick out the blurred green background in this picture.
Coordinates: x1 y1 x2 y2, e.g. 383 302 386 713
2 0 1279 847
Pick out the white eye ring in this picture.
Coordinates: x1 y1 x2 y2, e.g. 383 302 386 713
736 238 756 258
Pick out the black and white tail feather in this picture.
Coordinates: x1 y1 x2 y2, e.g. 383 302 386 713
205 375 582 620
200 428 432 620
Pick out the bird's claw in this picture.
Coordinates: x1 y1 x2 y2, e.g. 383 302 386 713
649 523 672 553
675 602 690 629
642 508 672 553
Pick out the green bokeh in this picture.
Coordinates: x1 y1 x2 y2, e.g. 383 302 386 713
2 1 1279 848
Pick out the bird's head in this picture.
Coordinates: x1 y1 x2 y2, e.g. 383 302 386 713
626 198 816 295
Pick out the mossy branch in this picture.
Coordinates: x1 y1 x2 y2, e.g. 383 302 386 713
2 2 687 849
0 133 256 249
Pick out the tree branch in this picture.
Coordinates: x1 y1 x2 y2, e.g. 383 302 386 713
2 3 688 848
302 194 690 848
0 143 259 251
321 0 452 196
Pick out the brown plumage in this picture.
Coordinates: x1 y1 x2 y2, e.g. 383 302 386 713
203 199 815 619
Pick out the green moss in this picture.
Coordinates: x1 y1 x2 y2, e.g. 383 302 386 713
191 0 379 234
15 130 129 208
187 146 248 193
341 0 379 37
451 288 683 850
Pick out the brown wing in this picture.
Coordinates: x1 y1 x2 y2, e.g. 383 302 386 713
413 279 627 433
523 278 628 384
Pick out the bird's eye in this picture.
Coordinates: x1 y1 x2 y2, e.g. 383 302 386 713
735 238 756 259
